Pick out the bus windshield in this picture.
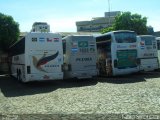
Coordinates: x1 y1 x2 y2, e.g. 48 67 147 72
141 36 154 45
114 32 136 43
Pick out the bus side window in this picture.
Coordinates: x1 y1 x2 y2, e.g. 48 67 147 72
96 34 111 43
157 40 160 50
63 40 66 54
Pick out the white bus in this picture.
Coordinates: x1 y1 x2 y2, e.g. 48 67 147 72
9 32 63 82
62 35 98 79
137 35 158 71
96 30 139 76
156 37 160 68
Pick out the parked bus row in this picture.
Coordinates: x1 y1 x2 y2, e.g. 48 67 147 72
8 30 160 82
97 32 160 76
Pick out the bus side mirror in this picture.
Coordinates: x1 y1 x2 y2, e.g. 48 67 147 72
114 59 117 68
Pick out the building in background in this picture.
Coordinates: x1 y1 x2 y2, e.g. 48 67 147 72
31 22 50 32
154 31 160 37
147 26 154 35
76 11 121 32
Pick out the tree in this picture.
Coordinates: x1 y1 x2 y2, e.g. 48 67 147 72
0 13 20 52
101 12 148 35
101 26 114 34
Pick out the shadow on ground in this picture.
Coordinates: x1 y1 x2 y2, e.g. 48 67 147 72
0 71 160 97
97 71 160 84
0 76 97 97
97 75 146 84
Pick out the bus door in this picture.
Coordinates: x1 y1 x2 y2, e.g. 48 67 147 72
97 41 112 76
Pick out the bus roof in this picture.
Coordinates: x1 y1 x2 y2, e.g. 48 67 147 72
9 36 25 49
112 30 135 33
9 32 61 49
96 30 135 38
62 35 93 40
137 35 155 37
156 37 160 40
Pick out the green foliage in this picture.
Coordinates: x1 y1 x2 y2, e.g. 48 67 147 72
101 12 148 35
0 13 20 52
101 26 115 34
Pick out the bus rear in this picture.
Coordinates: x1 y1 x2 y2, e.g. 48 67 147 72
111 31 139 76
25 33 63 82
63 35 98 79
137 35 158 71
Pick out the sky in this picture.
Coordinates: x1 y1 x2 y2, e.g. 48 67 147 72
0 0 160 32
